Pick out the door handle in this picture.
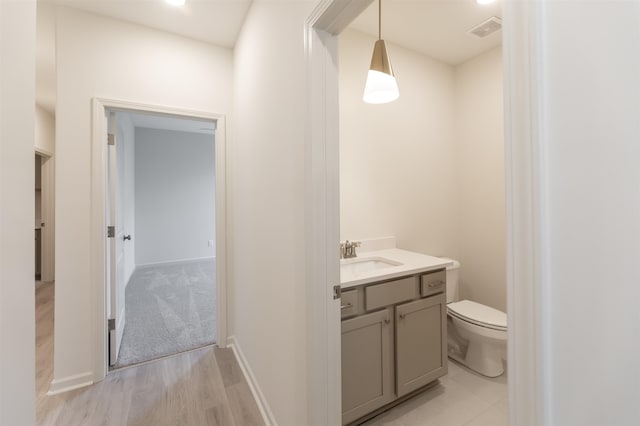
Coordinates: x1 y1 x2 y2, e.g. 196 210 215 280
123 234 131 241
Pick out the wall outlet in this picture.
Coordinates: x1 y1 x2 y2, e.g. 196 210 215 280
208 240 214 247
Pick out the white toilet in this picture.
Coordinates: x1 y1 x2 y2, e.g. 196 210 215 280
445 259 507 377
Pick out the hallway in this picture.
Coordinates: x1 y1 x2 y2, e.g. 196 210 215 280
35 282 263 426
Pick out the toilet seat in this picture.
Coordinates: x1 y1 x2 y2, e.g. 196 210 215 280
448 300 507 332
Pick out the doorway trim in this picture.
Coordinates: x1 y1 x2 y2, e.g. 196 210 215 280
502 1 549 424
304 1 373 424
305 0 547 424
90 98 228 381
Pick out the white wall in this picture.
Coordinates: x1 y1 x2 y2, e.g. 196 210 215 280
231 1 314 424
116 113 136 284
36 3 56 115
135 127 215 266
339 32 506 313
35 104 55 154
541 2 640 424
454 47 506 312
53 6 232 389
0 1 36 424
339 29 459 258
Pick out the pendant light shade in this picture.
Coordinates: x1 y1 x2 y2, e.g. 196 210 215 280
363 40 399 104
363 0 399 104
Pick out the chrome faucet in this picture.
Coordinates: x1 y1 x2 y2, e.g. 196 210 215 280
340 240 361 259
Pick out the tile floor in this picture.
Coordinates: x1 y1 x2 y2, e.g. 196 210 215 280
361 360 508 426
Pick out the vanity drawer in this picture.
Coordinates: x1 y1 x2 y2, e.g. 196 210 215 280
341 289 359 318
420 269 446 297
366 277 417 311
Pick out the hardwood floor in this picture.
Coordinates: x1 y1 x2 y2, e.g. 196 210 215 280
36 282 264 426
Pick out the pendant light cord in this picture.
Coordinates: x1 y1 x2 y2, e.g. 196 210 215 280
378 0 382 40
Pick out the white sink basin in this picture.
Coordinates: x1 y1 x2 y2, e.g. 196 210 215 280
340 257 402 276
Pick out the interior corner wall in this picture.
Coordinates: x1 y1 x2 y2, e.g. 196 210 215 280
0 1 37 424
231 1 314 424
339 29 459 258
54 6 232 387
454 47 506 312
134 128 215 266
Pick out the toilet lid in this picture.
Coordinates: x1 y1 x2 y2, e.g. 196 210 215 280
448 300 507 331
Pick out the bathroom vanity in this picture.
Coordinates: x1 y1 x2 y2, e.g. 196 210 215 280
340 249 451 425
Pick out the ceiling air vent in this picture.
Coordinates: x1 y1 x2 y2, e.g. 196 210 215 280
467 16 502 38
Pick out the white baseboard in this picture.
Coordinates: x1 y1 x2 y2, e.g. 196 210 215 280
227 336 277 426
47 371 93 395
116 307 126 360
125 267 135 289
136 256 216 269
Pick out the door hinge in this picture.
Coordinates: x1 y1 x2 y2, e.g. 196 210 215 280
333 285 341 300
107 226 115 238
108 318 115 331
107 133 115 146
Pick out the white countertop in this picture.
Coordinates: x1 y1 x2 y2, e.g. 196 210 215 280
340 248 452 289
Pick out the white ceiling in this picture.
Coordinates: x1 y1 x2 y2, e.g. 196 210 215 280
348 0 503 66
35 0 502 114
41 0 252 48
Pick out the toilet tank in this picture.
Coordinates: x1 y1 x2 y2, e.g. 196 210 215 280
443 258 460 304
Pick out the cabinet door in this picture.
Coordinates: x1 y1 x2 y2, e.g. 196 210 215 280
395 293 447 397
342 308 394 425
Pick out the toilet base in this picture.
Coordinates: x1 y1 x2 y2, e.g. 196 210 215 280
447 314 506 378
462 340 504 377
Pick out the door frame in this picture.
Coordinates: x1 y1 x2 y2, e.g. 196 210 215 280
305 0 548 424
304 2 357 424
90 98 228 381
35 148 55 283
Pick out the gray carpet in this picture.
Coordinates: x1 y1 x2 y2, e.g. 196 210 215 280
114 259 216 369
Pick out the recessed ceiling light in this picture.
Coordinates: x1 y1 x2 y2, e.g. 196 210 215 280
476 0 496 4
165 0 186 6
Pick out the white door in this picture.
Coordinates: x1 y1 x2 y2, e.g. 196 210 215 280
107 111 126 366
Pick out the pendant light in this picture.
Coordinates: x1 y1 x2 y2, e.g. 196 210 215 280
363 0 399 104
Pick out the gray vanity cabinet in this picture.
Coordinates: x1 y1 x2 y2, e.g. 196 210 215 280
341 308 394 425
341 268 448 425
395 293 448 397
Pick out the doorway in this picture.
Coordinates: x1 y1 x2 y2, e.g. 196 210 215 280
91 99 228 379
35 151 55 286
35 154 42 282
337 2 507 424
34 148 56 418
106 109 219 369
306 0 542 424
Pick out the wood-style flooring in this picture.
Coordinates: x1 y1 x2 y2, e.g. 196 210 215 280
36 282 264 426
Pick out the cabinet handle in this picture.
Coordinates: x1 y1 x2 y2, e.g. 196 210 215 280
340 303 353 310
384 318 390 325
428 280 444 288
399 313 406 320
